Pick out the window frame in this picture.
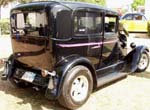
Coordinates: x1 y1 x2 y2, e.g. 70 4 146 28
73 10 103 37
10 11 50 37
133 14 147 21
104 14 118 35
122 14 133 20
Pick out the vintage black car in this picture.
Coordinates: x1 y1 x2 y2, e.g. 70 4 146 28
1 1 149 110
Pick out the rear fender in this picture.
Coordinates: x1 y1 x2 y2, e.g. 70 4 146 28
124 45 149 72
1 54 15 80
52 55 96 99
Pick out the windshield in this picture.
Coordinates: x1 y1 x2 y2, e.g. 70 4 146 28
11 11 49 36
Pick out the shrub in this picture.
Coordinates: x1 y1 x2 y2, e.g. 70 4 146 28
0 18 10 35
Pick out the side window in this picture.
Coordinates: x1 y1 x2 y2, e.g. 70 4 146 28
134 14 142 20
133 14 146 21
105 16 117 33
74 11 102 35
123 14 133 20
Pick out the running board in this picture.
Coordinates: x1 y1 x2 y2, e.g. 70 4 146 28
97 72 128 87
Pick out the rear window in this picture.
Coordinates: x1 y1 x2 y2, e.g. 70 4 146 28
10 11 49 36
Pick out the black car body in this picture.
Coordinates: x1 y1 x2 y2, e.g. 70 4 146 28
1 1 149 110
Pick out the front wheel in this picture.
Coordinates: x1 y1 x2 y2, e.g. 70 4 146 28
136 52 149 72
58 65 93 110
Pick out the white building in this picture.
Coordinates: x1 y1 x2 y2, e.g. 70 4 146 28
0 2 19 19
106 0 134 14
106 0 133 8
0 0 43 19
145 0 150 20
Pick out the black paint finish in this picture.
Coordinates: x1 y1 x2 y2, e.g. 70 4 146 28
2 1 148 100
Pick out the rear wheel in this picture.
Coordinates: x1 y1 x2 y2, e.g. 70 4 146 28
58 65 93 110
136 52 149 72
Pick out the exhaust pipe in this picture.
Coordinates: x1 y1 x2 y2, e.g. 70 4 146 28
41 70 56 77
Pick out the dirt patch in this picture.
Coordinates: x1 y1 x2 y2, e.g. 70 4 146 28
0 67 64 110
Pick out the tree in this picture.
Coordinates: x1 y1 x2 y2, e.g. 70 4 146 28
0 0 105 6
66 0 105 6
0 0 32 6
131 0 145 10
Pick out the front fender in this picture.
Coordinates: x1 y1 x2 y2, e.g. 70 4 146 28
124 45 149 72
54 55 96 99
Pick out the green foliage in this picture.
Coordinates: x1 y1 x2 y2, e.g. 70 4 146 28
18 0 32 4
131 0 145 10
65 0 106 6
0 0 105 6
0 19 10 35
0 0 32 6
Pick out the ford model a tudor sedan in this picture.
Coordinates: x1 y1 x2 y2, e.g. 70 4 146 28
1 1 149 110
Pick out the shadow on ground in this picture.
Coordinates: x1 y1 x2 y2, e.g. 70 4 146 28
1 62 150 110
132 70 150 79
0 64 68 110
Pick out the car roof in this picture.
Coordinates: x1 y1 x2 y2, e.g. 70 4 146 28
123 12 145 16
11 1 118 16
121 12 146 19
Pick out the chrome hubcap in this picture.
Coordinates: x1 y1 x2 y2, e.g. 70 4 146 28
138 53 148 70
70 75 89 102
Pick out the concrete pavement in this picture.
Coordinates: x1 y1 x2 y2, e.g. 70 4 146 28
127 37 150 49
0 36 12 59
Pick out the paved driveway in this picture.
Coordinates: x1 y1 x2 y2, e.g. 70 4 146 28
127 37 150 49
0 36 12 59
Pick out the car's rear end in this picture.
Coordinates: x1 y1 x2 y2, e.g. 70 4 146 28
1 2 57 89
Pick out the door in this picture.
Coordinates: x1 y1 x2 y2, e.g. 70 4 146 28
121 14 135 32
73 10 103 69
121 13 147 32
133 14 147 32
100 15 119 68
56 10 103 69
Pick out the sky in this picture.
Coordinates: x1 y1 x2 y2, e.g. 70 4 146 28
106 0 134 8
